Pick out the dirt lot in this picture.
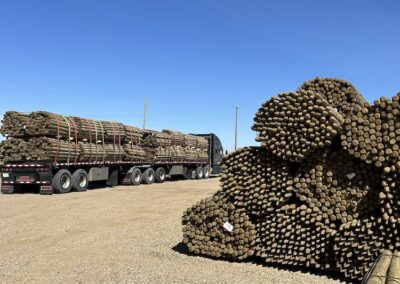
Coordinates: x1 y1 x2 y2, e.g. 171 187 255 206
0 178 344 284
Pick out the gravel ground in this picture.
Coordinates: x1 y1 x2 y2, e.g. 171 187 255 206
0 178 345 284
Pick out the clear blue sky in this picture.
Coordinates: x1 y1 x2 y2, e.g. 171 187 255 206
1 1 399 150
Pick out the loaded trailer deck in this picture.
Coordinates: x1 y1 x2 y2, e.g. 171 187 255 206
0 133 224 195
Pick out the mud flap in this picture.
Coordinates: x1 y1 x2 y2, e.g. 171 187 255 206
40 185 53 195
107 169 119 186
1 185 14 194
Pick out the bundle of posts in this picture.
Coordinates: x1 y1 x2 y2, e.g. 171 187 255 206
0 137 125 163
124 126 146 161
299 77 369 118
182 194 257 260
79 142 125 163
162 130 185 146
182 77 400 282
0 111 29 137
140 129 209 163
156 146 186 161
26 137 81 163
362 250 400 283
0 138 29 162
334 217 400 281
0 111 208 164
294 147 381 225
71 116 126 142
218 147 294 216
143 131 174 148
252 90 345 162
24 111 79 139
124 144 147 162
256 204 335 270
341 94 400 170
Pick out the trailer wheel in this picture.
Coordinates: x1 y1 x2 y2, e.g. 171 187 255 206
203 166 211 179
155 167 166 183
195 167 204 179
143 168 155 184
130 168 142 185
72 169 89 192
53 169 73 194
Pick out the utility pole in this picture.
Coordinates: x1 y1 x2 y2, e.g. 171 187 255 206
143 97 148 130
235 107 239 150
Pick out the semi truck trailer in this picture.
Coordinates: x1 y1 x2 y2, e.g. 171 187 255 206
0 133 224 195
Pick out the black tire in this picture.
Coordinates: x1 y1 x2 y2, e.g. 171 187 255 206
53 169 73 194
195 167 204 179
72 169 89 192
143 168 155 184
203 166 211 179
155 167 166 183
130 168 142 185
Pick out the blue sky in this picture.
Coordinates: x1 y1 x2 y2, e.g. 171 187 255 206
1 1 399 150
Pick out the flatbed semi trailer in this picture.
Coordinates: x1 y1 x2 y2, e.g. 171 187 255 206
0 133 224 195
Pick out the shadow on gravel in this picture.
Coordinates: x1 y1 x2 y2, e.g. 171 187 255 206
7 184 40 194
172 242 353 284
1 176 219 195
169 175 219 182
1 182 110 195
88 181 110 190
172 242 192 255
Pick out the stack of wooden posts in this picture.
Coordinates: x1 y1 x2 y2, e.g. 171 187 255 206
333 217 395 280
256 204 335 270
182 194 257 260
0 111 30 137
156 146 186 161
299 77 369 118
252 90 345 162
182 77 400 282
71 116 125 142
123 126 146 161
340 95 400 170
162 130 185 146
294 147 381 225
0 111 208 164
140 129 208 162
25 111 78 138
27 137 81 163
218 147 293 216
0 138 28 162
